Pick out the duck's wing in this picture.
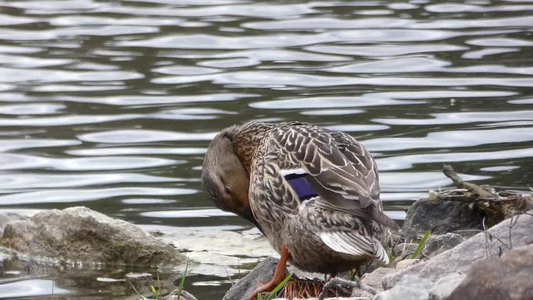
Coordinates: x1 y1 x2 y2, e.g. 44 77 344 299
271 123 397 229
327 130 381 207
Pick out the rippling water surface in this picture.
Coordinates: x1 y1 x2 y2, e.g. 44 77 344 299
1 0 532 298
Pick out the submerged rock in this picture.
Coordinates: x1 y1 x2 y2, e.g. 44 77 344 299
146 225 276 278
0 206 183 266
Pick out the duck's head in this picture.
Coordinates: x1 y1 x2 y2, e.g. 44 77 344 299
201 126 257 227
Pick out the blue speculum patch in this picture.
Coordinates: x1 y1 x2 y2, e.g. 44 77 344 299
285 173 319 201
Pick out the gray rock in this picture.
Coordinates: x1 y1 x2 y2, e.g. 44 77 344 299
0 206 183 266
372 272 465 300
395 259 419 270
401 198 484 239
428 273 465 300
361 267 396 292
373 275 433 300
392 242 418 259
383 210 533 291
392 234 463 262
0 212 27 234
223 257 281 300
446 244 533 300
422 233 464 258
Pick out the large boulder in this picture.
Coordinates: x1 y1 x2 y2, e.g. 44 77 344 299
0 207 183 266
385 211 533 289
446 244 533 300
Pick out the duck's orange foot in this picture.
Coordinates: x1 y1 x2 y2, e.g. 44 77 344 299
248 280 282 300
247 244 291 300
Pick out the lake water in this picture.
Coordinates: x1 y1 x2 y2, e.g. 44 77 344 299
0 0 532 298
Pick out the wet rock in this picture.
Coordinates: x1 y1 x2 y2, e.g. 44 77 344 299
382 210 533 294
446 244 533 300
401 198 484 239
223 257 281 300
147 225 276 278
0 207 183 266
422 233 464 258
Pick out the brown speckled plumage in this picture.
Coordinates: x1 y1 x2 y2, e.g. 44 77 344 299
202 121 398 275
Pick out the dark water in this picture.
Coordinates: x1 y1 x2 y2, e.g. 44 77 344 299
1 0 532 298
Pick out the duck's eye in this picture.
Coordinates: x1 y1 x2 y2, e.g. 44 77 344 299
223 185 232 194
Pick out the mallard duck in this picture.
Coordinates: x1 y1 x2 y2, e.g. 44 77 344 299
202 121 398 299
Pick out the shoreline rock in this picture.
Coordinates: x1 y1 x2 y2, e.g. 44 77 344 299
383 210 533 291
400 197 484 239
223 257 281 300
0 206 184 267
377 210 533 300
447 244 533 300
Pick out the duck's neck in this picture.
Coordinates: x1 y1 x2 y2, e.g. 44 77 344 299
230 121 274 175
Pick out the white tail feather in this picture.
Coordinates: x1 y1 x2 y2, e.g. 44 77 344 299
320 231 389 264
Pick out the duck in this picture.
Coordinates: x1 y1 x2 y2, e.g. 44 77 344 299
202 121 398 299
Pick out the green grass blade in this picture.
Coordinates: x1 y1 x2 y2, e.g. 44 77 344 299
156 271 161 298
264 273 292 300
177 257 190 300
150 285 160 300
411 231 432 259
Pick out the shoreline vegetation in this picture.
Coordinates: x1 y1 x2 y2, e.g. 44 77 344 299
0 165 531 299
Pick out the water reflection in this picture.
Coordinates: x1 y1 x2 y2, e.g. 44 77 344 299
0 279 70 298
79 130 216 143
1 0 532 298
